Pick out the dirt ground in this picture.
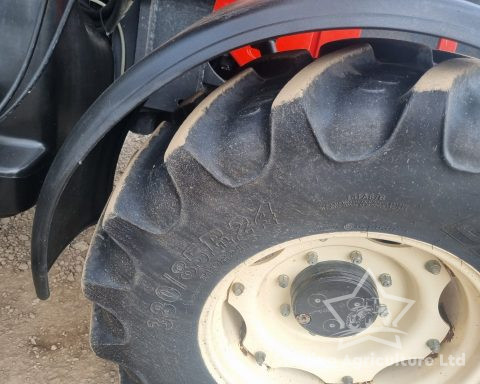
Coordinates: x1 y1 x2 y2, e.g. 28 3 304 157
0 133 149 384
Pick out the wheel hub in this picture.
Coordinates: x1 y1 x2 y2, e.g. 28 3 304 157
198 233 480 384
291 260 379 337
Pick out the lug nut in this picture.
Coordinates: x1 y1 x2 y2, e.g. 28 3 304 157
378 304 389 318
426 339 441 353
379 273 393 287
342 376 354 384
280 303 291 317
254 351 266 366
232 282 245 296
425 260 442 275
278 274 290 288
349 250 363 264
306 251 318 265
296 313 311 325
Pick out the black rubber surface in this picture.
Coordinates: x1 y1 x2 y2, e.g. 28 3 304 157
84 42 480 383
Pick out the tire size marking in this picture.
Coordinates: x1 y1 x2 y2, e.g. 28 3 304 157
146 202 280 331
175 202 279 281
162 272 187 291
148 284 184 330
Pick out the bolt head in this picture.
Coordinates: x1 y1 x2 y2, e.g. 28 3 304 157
426 339 441 353
350 250 363 264
378 304 389 318
280 303 291 317
254 351 266 366
306 251 318 265
278 274 290 288
425 260 442 275
379 273 393 287
295 313 312 325
232 282 245 296
342 376 354 384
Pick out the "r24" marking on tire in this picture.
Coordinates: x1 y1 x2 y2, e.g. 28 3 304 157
146 202 279 331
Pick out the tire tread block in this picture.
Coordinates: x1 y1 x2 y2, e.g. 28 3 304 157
105 124 181 235
166 69 271 187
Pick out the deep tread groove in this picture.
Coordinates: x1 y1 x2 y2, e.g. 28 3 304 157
83 229 135 292
90 304 127 350
119 367 146 384
274 44 424 162
105 123 181 235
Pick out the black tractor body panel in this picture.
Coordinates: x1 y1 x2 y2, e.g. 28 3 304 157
0 0 113 217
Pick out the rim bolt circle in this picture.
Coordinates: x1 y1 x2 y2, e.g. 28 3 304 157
425 260 442 275
295 313 312 325
350 250 363 264
426 339 441 353
378 304 389 318
280 303 291 317
278 274 290 288
342 376 354 384
379 273 393 287
254 351 266 366
306 251 318 265
232 282 245 296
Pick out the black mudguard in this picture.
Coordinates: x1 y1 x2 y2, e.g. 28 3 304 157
32 0 480 299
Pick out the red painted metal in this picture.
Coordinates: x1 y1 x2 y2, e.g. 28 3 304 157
214 0 361 65
213 0 237 9
437 38 458 53
214 0 457 65
277 29 362 58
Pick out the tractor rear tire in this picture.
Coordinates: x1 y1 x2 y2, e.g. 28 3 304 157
83 42 480 383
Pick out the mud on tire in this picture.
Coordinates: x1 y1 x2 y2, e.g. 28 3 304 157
83 42 480 383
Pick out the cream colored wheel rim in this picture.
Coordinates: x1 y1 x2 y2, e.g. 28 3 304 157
198 232 480 384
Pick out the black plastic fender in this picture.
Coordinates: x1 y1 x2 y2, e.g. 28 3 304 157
32 0 480 299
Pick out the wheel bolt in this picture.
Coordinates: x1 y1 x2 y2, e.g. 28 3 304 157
425 260 442 275
378 304 389 318
306 251 318 265
379 273 392 287
342 376 354 384
350 250 363 264
278 274 290 288
280 303 291 317
254 351 266 366
296 313 311 325
232 282 245 296
426 339 441 353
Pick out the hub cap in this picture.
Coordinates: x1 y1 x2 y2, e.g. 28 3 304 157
198 232 480 383
291 260 379 337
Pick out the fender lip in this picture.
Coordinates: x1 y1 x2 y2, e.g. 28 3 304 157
31 0 480 299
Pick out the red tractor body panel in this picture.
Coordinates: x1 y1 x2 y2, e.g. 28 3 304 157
215 0 361 65
215 0 457 65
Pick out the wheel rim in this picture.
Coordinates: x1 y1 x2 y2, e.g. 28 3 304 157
198 232 480 383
